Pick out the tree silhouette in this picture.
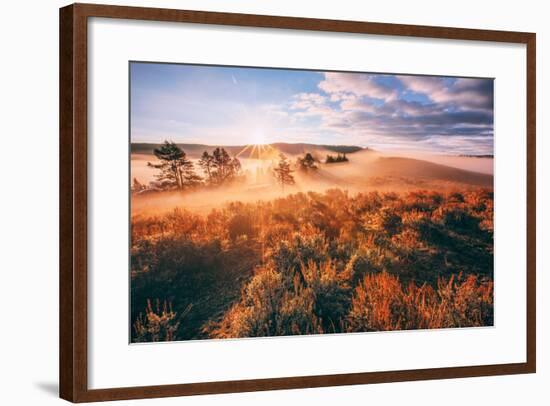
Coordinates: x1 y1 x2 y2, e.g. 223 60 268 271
230 156 242 175
147 141 201 190
132 177 145 192
297 152 318 172
209 147 242 185
198 151 215 183
212 147 232 183
325 153 348 164
273 153 295 191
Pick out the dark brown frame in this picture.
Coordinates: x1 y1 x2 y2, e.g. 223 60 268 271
60 3 536 402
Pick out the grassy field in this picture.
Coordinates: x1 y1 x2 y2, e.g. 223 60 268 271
130 185 493 342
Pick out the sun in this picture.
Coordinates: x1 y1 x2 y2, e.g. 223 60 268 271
251 129 266 146
236 130 278 160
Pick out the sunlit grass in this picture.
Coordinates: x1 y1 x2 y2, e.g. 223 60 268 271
130 187 493 342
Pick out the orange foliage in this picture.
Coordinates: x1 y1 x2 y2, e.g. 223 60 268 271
131 188 493 341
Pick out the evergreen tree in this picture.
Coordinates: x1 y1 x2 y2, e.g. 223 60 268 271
230 157 242 175
210 147 241 184
297 152 318 172
147 141 201 190
273 153 295 191
325 153 349 164
132 177 145 192
198 151 215 183
181 164 203 187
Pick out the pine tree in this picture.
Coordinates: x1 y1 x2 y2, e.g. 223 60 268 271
210 147 241 185
132 177 145 192
297 152 318 172
181 162 203 187
325 153 349 164
212 147 232 183
198 151 214 183
273 153 295 192
147 141 201 190
230 157 242 175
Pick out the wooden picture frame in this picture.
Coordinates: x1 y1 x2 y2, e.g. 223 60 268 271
59 3 536 402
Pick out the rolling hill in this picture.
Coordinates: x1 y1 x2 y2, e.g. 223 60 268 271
131 142 364 158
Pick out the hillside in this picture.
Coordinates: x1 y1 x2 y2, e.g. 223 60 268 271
315 156 493 190
368 157 493 186
131 142 364 158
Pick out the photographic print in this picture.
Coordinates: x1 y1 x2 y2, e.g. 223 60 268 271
130 62 494 343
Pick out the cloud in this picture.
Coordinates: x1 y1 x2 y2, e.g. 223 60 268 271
399 76 493 111
319 72 398 101
436 78 494 110
398 76 445 95
341 97 446 118
286 72 494 153
132 62 494 154
290 93 327 110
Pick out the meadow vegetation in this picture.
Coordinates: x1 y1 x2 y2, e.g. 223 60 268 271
131 187 493 342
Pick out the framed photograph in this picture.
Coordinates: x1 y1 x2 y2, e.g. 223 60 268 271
59 3 536 402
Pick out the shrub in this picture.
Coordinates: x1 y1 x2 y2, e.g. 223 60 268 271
301 261 351 332
343 251 377 286
433 205 481 232
347 272 493 332
434 274 494 327
131 187 494 341
212 267 284 338
211 260 350 338
133 299 185 342
362 207 402 236
267 227 329 282
228 213 255 241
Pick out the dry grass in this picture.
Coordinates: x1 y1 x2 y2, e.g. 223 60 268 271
347 272 493 332
131 188 493 342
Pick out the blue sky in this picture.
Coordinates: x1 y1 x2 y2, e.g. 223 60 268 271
130 62 494 154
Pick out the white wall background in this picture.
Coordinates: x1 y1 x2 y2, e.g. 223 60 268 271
0 0 546 404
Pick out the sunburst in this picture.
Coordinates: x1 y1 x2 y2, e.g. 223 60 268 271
236 141 278 160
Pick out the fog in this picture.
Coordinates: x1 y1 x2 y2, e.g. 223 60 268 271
131 149 493 216
380 151 494 175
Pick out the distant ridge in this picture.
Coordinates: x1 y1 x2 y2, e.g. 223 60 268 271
271 143 364 154
457 154 494 158
131 142 364 157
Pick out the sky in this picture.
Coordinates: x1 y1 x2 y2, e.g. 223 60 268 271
130 62 494 155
